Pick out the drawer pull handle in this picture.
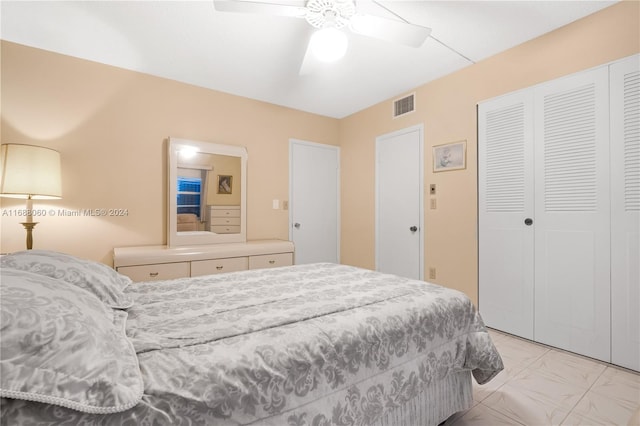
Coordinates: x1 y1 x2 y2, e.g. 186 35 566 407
216 266 223 270
149 272 159 277
268 260 275 264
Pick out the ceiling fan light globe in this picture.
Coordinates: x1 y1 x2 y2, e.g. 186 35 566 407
310 27 348 62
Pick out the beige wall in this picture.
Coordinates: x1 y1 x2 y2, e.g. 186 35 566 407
340 1 639 305
0 41 339 264
1 2 638 305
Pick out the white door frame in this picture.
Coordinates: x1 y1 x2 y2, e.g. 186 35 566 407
289 139 340 263
375 124 424 280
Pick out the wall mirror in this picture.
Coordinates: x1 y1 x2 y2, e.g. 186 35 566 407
168 137 247 247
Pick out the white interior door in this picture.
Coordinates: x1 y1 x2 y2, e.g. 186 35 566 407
289 140 339 265
610 55 640 371
478 91 535 340
375 125 423 280
533 67 611 362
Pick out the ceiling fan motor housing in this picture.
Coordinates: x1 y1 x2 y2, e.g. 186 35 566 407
305 0 355 29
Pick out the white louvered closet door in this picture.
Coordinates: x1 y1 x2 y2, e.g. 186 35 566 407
533 67 611 362
478 91 535 340
610 55 640 371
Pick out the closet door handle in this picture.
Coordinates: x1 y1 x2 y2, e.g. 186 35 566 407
409 226 418 232
524 218 533 226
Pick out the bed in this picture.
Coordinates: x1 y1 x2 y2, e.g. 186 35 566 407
177 213 199 232
0 250 503 425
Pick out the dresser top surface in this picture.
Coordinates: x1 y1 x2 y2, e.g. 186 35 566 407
113 239 294 267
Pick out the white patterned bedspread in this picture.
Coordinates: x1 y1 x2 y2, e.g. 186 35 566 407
1 263 503 425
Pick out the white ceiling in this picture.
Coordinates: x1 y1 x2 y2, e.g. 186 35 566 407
1 0 617 118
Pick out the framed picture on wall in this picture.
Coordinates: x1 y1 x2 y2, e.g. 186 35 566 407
217 175 233 194
433 140 466 172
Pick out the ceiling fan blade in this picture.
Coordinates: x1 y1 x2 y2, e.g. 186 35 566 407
298 37 321 76
213 0 306 18
349 14 431 48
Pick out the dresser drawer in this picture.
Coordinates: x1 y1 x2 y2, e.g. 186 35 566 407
249 253 293 270
211 225 241 234
117 262 190 282
191 256 248 276
210 217 241 226
210 208 240 218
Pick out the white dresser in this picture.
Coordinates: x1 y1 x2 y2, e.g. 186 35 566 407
113 239 294 282
208 205 240 234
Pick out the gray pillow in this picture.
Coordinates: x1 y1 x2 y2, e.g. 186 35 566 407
0 268 143 414
0 249 133 309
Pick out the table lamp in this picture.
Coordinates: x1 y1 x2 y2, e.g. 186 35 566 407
0 144 62 249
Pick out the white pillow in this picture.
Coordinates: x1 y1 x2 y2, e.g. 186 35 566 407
0 250 133 309
0 268 143 414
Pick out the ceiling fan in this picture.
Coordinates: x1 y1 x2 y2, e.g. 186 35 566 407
213 0 432 74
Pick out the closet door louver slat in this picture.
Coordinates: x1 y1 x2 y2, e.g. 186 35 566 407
485 104 526 213
623 71 640 211
543 83 597 212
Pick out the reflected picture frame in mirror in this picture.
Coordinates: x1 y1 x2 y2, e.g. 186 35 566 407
167 137 247 247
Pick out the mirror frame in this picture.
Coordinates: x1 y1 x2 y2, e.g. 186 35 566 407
167 137 247 247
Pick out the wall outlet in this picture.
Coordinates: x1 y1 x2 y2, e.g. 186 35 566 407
430 184 436 195
430 198 437 209
282 200 289 210
428 267 436 280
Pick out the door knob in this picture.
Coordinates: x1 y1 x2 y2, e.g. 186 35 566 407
410 226 418 232
524 218 533 226
294 223 301 229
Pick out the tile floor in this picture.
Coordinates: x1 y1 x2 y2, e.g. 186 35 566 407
445 328 640 426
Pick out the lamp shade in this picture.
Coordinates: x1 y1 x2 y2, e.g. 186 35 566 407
0 144 62 199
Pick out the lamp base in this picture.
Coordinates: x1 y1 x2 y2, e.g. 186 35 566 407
20 222 38 250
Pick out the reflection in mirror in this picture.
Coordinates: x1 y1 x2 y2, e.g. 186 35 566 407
176 153 241 233
168 138 247 247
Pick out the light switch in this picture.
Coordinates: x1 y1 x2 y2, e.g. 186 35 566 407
272 199 280 209
430 198 437 209
430 184 436 195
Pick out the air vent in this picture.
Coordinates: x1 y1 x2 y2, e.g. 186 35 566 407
393 93 415 117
